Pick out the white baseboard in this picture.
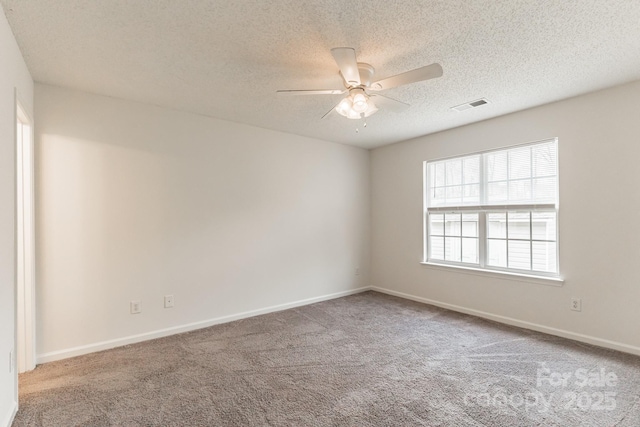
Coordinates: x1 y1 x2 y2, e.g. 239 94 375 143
38 285 638 364
37 286 372 364
371 286 640 357
1 400 17 427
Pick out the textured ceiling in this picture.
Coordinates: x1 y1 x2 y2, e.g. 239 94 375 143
2 1 640 148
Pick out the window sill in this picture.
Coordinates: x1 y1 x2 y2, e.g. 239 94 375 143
420 262 564 287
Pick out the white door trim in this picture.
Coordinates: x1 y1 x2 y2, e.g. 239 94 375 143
16 93 36 373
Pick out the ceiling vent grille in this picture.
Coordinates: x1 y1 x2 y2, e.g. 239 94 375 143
451 98 489 112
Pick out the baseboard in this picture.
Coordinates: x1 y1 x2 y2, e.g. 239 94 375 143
37 286 372 364
1 400 17 427
371 286 640 357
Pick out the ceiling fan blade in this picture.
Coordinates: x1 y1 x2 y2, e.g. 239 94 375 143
370 63 443 91
321 101 342 119
277 89 345 96
370 94 410 113
331 47 361 87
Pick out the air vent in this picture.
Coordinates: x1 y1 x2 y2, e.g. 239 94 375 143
451 98 489 112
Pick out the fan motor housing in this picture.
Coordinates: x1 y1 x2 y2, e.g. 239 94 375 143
355 63 375 88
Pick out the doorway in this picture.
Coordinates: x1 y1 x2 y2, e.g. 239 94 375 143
16 98 35 373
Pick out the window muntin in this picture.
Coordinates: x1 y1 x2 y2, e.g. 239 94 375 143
424 139 558 277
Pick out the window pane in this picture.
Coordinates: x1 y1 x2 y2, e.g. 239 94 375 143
462 184 480 204
463 156 480 184
462 214 478 237
430 187 445 206
533 177 557 203
533 143 557 177
445 237 461 262
483 141 557 207
509 146 532 179
462 238 478 263
445 185 462 204
508 212 531 239
430 236 444 260
508 180 532 202
486 151 507 182
429 163 435 187
487 239 507 267
429 213 444 236
488 213 506 238
508 240 531 270
532 212 556 241
434 163 445 187
532 241 557 272
446 159 462 185
444 213 461 236
487 181 508 202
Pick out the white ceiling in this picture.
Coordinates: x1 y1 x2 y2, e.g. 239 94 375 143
2 1 640 149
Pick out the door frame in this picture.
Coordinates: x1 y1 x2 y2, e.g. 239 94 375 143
15 92 36 374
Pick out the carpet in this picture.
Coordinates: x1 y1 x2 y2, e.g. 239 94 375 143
13 291 640 426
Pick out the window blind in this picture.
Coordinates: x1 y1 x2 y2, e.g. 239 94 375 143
427 139 558 208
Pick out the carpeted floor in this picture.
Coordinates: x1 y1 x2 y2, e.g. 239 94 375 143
13 291 640 426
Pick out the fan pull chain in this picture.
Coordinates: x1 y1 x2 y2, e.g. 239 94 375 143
355 113 367 133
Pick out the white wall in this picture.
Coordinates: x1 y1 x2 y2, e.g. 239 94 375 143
0 9 33 427
34 84 370 361
371 79 640 354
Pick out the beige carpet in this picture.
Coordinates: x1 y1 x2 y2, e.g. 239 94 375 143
13 291 640 426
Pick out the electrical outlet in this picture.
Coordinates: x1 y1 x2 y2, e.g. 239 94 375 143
164 295 174 308
355 267 360 276
130 301 141 314
571 297 582 312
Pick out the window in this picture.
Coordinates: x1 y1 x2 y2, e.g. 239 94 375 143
424 139 558 277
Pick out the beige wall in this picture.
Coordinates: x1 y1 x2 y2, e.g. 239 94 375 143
0 9 33 427
34 84 370 361
371 80 640 354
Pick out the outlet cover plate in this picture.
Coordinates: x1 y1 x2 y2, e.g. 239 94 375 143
571 297 582 312
130 301 141 314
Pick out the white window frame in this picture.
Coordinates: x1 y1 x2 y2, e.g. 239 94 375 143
422 138 560 279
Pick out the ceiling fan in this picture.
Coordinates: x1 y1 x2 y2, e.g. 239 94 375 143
277 47 443 120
